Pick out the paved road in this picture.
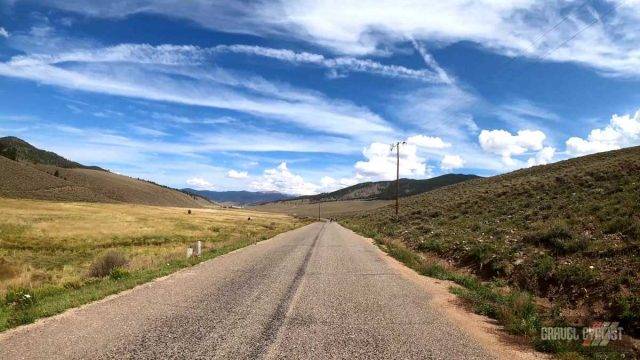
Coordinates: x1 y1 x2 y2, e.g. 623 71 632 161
0 222 498 359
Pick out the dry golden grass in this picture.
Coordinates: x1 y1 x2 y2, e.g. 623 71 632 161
0 197 301 295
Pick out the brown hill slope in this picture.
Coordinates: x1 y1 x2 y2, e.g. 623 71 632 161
341 146 640 339
0 138 210 208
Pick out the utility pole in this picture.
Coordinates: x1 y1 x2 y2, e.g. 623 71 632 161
390 141 406 217
318 201 320 221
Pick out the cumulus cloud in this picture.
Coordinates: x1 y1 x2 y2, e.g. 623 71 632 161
407 135 451 149
250 162 318 195
186 177 215 190
226 169 249 179
526 146 556 167
355 142 428 181
479 129 546 166
0 27 9 38
319 175 360 193
441 154 465 170
566 111 640 156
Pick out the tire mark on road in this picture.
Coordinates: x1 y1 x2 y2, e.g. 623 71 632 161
250 222 325 359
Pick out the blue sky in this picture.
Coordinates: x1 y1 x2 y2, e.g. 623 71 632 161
2 1 640 194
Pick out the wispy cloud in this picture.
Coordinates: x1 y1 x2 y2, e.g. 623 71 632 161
0 49 393 138
214 44 448 83
32 0 640 77
8 42 446 83
0 27 9 38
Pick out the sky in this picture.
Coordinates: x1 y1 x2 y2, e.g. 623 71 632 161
2 1 640 195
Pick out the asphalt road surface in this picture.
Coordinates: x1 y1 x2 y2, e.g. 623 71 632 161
0 222 506 359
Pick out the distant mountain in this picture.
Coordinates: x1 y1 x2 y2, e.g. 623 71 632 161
182 189 294 205
286 174 481 203
0 136 212 208
0 136 105 171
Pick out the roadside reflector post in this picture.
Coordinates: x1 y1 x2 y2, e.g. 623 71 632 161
186 241 202 258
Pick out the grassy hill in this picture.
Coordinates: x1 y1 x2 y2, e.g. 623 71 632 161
0 137 210 208
290 174 479 202
341 146 640 353
0 136 104 171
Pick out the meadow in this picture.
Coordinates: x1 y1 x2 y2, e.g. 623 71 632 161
0 198 307 331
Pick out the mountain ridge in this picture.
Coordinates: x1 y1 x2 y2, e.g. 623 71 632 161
182 189 294 205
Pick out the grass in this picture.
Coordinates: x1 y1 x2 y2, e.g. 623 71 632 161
0 197 309 331
340 146 640 358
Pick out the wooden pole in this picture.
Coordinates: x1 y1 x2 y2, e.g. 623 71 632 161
395 142 400 216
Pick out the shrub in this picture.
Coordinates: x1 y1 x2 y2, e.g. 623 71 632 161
109 267 130 280
5 288 36 309
89 251 128 278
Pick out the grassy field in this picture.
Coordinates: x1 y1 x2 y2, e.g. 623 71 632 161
341 147 640 358
0 197 307 331
252 199 392 218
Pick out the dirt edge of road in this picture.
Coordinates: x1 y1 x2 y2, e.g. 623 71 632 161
341 226 548 360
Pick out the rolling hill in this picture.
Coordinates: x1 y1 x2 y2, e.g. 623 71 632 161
252 174 480 217
0 136 104 171
270 174 480 204
182 189 294 205
341 146 640 339
0 137 211 208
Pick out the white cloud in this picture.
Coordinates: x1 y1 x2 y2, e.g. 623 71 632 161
355 142 428 181
226 169 249 179
394 85 479 140
250 162 318 195
215 44 447 83
407 135 451 149
36 0 640 78
8 42 446 83
566 111 640 156
0 27 9 38
479 129 546 166
186 177 215 190
318 175 360 193
130 125 167 137
526 146 555 167
0 44 393 139
441 154 465 170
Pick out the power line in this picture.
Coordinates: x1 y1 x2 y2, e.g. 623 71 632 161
538 0 626 61
488 1 623 85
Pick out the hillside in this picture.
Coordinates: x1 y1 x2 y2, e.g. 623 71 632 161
341 146 640 340
182 189 293 205
0 136 104 171
288 174 479 203
0 137 211 208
